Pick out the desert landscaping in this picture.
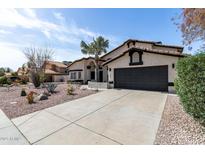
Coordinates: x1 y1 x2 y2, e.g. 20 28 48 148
0 83 96 119
155 95 205 144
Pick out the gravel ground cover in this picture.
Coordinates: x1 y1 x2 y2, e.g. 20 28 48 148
0 83 97 119
155 94 205 145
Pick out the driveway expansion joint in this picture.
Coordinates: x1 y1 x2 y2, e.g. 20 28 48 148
74 123 123 145
45 110 72 122
71 91 132 124
13 111 42 127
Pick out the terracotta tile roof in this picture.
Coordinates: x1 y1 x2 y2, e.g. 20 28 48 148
101 39 184 59
45 69 65 75
102 47 186 66
67 57 95 68
46 61 67 68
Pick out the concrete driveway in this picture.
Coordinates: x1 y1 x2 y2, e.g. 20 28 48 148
11 89 167 145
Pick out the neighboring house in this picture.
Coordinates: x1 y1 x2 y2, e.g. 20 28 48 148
42 61 69 82
17 67 29 77
67 39 185 92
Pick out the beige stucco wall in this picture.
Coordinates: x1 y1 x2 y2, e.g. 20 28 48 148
84 58 95 82
106 52 180 84
68 60 85 81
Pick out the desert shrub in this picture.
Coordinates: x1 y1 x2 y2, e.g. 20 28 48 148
45 83 57 93
20 75 29 84
11 72 18 77
26 91 36 104
21 88 27 96
29 71 41 88
0 76 11 85
0 71 5 77
175 52 205 124
67 82 74 95
39 72 46 84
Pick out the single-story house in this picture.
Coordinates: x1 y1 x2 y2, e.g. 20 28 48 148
42 61 69 82
67 39 185 92
67 57 107 83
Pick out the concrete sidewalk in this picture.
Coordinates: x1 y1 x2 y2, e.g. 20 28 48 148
9 89 167 145
0 110 29 145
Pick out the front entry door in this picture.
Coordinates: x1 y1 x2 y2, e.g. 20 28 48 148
91 71 95 80
99 71 103 82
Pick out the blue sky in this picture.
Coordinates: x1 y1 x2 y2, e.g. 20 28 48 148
0 8 197 70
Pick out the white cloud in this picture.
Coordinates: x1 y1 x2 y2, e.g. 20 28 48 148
0 42 27 71
53 48 83 62
53 12 65 21
23 8 37 18
42 29 51 39
0 9 119 70
0 9 118 46
0 29 11 34
0 9 59 36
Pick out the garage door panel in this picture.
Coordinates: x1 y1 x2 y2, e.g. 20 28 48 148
114 65 168 91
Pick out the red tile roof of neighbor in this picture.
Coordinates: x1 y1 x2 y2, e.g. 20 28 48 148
46 61 68 68
45 69 65 75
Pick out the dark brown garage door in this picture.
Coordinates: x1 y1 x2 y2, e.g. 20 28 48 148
114 65 168 91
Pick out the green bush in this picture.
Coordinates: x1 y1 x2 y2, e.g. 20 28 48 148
0 76 11 85
175 52 205 124
0 68 5 77
0 71 5 77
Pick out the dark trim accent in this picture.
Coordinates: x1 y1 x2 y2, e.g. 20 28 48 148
69 80 84 84
168 82 174 86
69 69 83 72
109 81 114 84
129 48 143 66
129 61 143 65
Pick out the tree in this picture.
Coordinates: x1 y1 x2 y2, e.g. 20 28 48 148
23 46 54 87
0 67 5 77
5 67 12 73
174 9 205 49
80 36 109 82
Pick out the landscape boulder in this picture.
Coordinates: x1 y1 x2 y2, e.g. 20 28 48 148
34 93 48 102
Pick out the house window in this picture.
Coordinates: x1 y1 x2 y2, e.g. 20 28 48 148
78 72 81 79
70 72 76 79
132 52 140 63
129 49 143 66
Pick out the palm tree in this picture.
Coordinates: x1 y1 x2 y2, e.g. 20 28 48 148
80 36 109 82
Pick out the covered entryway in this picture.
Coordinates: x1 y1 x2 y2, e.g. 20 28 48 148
114 65 168 91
